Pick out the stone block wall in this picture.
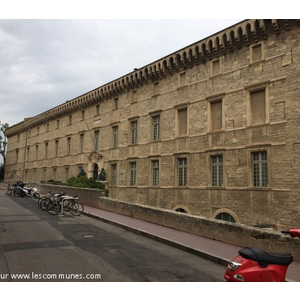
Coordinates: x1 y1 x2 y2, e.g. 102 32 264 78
91 195 300 263
5 20 300 228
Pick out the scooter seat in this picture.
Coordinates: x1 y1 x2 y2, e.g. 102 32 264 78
239 247 293 266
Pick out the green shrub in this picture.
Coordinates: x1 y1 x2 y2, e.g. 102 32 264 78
66 176 105 190
41 176 109 196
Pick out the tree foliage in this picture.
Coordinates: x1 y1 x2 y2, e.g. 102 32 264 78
0 122 9 165
0 122 9 180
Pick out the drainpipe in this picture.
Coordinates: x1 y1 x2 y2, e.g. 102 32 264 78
22 129 28 182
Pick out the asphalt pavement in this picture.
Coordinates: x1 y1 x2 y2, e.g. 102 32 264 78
1 182 299 281
82 205 300 282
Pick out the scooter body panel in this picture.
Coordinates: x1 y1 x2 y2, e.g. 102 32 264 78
19 186 40 198
225 229 299 282
224 254 288 282
288 229 300 239
20 187 31 197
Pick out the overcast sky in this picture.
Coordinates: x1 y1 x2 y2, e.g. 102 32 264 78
0 18 245 127
0 0 289 129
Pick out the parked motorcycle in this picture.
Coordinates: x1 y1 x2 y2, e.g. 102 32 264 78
19 184 40 199
11 181 25 197
224 229 300 282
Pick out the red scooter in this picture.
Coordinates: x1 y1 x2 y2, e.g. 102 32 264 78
224 229 300 282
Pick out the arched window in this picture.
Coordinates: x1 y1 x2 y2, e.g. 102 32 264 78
93 164 99 180
175 208 187 213
216 212 236 223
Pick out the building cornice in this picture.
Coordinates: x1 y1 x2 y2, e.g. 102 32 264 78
6 19 300 137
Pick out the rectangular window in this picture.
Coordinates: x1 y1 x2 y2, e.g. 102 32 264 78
178 72 186 87
250 89 266 125
113 126 118 148
153 82 159 95
67 137 71 155
16 149 19 163
114 98 119 109
26 147 30 161
130 161 137 186
43 168 47 181
131 90 137 103
24 170 28 182
33 169 37 183
152 115 160 141
80 134 84 153
111 164 117 186
65 167 69 182
212 59 220 76
56 119 60 129
94 130 99 150
152 160 159 186
68 115 72 125
81 110 85 120
210 100 223 131
131 121 137 144
211 155 223 186
177 108 188 136
178 158 187 186
252 44 262 62
96 104 100 115
53 168 57 181
45 143 48 158
252 151 268 187
35 145 39 160
55 140 59 156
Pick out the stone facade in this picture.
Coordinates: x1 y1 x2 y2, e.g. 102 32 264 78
5 19 300 227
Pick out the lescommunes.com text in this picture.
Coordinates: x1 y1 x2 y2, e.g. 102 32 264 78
0 272 102 280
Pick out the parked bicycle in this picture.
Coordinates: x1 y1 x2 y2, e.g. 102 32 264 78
8 181 25 197
6 183 14 195
39 191 65 211
42 192 84 216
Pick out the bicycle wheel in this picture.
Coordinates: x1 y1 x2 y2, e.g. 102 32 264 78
40 197 52 211
38 196 44 207
70 202 84 216
62 199 72 212
13 188 20 197
7 187 12 195
47 201 61 215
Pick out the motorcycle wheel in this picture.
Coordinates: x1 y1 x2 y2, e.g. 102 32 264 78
33 193 40 199
20 190 26 198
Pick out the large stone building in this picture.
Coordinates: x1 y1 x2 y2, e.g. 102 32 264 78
5 19 300 227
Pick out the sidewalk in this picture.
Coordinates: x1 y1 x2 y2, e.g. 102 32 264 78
1 182 299 281
83 205 300 282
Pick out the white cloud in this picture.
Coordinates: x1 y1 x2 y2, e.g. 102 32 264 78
0 19 243 127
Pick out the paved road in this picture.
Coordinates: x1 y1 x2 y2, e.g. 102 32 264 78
0 189 225 282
